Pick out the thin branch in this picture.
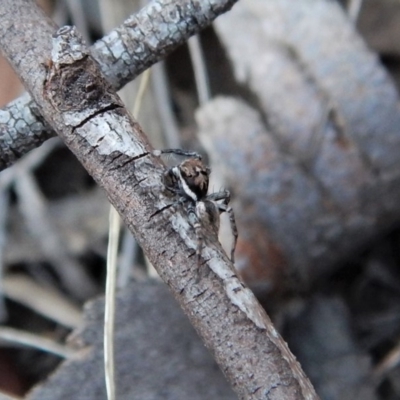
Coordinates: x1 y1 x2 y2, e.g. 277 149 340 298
0 0 239 171
151 62 181 148
0 326 75 358
0 93 56 171
0 2 319 399
347 0 364 23
104 207 119 400
373 340 400 382
64 0 91 44
188 35 211 105
2 274 82 328
0 391 22 400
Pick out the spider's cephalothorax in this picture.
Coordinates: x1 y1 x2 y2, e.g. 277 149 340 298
166 158 210 201
156 149 238 264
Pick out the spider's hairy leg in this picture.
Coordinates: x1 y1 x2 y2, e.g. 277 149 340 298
206 189 230 202
153 148 202 159
225 205 238 263
208 190 238 263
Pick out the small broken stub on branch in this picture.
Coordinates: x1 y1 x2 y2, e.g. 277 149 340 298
43 25 121 126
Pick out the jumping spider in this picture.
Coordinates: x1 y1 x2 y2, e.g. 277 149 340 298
154 149 238 264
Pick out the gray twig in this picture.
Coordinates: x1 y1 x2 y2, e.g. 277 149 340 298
347 0 364 23
0 326 75 358
188 35 211 105
151 62 181 148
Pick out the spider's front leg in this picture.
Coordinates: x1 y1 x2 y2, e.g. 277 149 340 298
153 148 202 159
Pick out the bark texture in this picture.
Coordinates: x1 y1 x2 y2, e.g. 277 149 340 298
0 1 318 399
0 0 239 170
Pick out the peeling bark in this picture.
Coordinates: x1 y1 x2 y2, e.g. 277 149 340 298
0 0 239 170
0 1 318 399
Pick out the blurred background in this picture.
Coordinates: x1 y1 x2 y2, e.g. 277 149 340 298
1 0 400 399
